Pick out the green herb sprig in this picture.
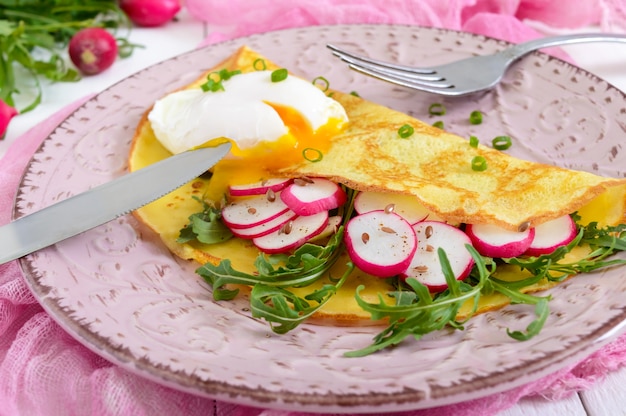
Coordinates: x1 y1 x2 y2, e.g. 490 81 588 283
0 1 134 113
177 196 233 245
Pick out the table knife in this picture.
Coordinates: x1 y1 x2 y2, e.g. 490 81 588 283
0 142 231 265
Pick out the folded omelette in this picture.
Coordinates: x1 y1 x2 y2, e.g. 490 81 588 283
128 46 626 325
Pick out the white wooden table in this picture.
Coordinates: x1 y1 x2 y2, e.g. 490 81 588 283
2 10 625 416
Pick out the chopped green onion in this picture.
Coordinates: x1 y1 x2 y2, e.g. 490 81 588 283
428 103 446 116
471 156 487 171
350 90 360 97
469 135 479 148
432 120 444 129
302 148 324 162
469 110 483 125
398 124 414 138
200 78 224 92
200 68 242 92
217 68 241 81
492 136 512 150
253 59 267 71
312 76 330 92
271 68 289 82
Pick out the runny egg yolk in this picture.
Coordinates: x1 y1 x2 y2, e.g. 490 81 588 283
204 102 346 201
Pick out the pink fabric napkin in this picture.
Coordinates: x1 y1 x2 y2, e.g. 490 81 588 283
2 1 626 415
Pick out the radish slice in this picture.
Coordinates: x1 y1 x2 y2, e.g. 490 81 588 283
465 223 536 258
253 211 329 254
354 191 432 224
344 210 417 278
229 178 292 196
280 177 347 216
230 209 298 239
222 193 289 229
525 215 577 256
401 221 474 292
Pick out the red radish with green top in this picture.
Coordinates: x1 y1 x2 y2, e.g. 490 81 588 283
68 28 118 75
401 221 474 292
0 99 17 138
119 0 181 27
344 210 417 278
253 211 329 253
280 177 347 216
524 215 577 256
465 222 535 258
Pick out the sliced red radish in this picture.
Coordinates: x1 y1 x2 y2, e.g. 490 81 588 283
280 177 347 216
344 210 417 278
524 215 577 256
229 178 292 196
465 223 536 258
354 191 431 224
230 209 298 239
221 193 289 229
401 221 474 292
253 211 329 254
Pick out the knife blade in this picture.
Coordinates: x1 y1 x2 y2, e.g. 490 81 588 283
0 141 232 265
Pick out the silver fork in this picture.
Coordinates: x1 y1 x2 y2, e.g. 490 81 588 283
327 33 626 96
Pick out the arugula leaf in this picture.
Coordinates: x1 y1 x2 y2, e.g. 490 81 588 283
502 223 626 283
250 263 353 334
488 280 551 341
177 196 233 245
345 246 487 357
197 226 346 300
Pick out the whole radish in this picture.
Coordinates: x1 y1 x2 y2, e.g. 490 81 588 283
119 0 181 27
68 28 118 75
0 99 18 139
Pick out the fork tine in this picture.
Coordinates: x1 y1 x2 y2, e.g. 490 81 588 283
327 44 438 79
348 63 456 94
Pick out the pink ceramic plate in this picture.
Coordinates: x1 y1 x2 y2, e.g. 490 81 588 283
15 25 626 413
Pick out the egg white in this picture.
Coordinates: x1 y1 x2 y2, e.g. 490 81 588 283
148 70 348 155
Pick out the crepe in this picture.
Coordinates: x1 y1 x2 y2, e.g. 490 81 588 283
128 46 626 325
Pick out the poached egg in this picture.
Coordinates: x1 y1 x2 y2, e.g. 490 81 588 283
147 70 348 198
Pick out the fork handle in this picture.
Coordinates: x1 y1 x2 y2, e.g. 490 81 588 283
501 33 626 62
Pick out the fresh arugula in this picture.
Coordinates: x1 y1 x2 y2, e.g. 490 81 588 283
0 1 135 113
345 246 489 357
177 196 233 245
196 226 346 300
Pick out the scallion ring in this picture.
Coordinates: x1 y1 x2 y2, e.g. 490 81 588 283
312 76 330 92
432 120 444 129
302 147 323 162
200 78 224 93
271 68 288 82
253 58 267 71
469 135 479 148
428 103 446 116
398 124 414 138
492 135 512 150
471 156 487 171
469 110 483 125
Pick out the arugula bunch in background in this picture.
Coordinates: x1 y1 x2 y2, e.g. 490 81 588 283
0 0 133 115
